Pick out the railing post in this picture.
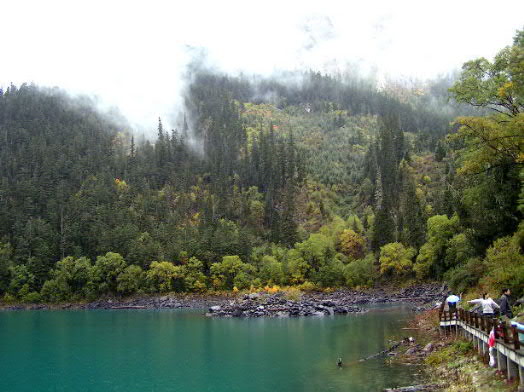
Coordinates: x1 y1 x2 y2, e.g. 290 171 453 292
507 358 518 381
501 322 510 344
510 326 520 350
497 350 507 373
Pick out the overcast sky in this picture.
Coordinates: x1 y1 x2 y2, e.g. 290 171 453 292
1 0 523 133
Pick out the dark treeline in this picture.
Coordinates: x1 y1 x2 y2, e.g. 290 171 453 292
0 80 304 300
0 30 522 302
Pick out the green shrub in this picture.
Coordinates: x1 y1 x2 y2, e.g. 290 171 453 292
233 271 253 290
146 261 184 293
40 279 69 302
258 256 285 286
117 265 145 295
452 340 473 355
479 234 524 297
444 233 475 268
379 242 416 277
294 233 336 270
41 256 94 300
426 340 472 366
2 293 16 303
314 259 345 287
344 254 377 288
182 257 207 292
251 278 262 289
21 291 41 303
443 258 486 293
286 249 309 284
414 214 460 279
210 256 254 290
426 346 454 366
8 265 35 296
92 252 127 295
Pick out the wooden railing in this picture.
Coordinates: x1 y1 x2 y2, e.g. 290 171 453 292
439 309 523 351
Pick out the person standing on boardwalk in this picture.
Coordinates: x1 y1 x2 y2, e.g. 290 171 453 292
445 293 461 313
499 288 513 319
468 293 500 317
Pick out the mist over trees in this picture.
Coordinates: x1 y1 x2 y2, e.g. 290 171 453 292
0 29 522 302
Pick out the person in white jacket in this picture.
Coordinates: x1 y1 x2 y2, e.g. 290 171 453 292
468 293 500 317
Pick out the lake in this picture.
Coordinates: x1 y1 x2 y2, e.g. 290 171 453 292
0 304 421 391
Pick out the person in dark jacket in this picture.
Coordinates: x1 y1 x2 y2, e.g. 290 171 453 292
499 288 513 318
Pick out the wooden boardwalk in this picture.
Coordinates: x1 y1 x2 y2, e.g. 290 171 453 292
440 309 524 389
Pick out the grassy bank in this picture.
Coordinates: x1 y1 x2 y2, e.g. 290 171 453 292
426 340 517 392
401 310 518 392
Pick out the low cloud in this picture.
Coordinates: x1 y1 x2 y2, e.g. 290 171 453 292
1 0 523 137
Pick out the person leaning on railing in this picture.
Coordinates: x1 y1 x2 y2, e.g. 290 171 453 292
468 293 500 317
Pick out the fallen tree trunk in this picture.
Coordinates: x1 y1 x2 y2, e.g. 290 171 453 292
360 339 405 361
110 305 146 309
384 384 444 391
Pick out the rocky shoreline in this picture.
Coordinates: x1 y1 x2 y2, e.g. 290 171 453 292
0 283 445 316
206 284 444 318
206 293 362 318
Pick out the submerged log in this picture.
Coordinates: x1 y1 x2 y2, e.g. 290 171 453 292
359 339 405 361
384 384 443 391
110 305 146 309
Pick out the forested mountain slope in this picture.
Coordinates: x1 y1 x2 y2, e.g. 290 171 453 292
0 30 522 302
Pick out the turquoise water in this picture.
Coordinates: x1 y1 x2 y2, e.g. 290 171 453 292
0 305 420 391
